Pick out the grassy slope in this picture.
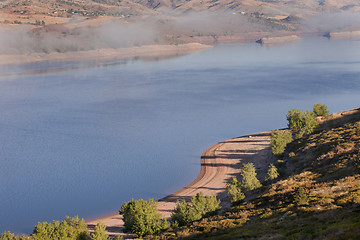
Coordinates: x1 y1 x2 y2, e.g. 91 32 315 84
146 109 360 239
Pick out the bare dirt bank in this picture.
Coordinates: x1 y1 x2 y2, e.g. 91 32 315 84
0 43 213 66
326 30 360 40
87 131 273 239
256 35 301 44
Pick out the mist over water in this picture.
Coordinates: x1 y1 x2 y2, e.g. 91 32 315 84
0 38 360 234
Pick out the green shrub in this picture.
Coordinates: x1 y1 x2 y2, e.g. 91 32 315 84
91 222 109 240
287 109 303 131
0 231 25 240
226 177 245 203
241 163 262 191
265 164 279 181
299 110 318 137
313 103 330 117
172 192 221 226
287 109 318 138
119 199 169 237
31 216 89 240
270 129 293 157
0 231 15 240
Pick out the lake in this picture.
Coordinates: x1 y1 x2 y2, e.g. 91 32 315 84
0 38 359 234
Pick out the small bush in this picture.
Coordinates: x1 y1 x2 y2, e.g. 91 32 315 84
91 222 109 240
120 199 169 237
226 177 245 203
270 129 293 157
265 164 279 181
172 192 221 226
241 163 262 191
313 104 330 117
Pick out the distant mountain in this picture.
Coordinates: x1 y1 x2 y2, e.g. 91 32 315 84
1 0 360 18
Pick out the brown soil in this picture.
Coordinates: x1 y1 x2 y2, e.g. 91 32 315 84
87 131 274 239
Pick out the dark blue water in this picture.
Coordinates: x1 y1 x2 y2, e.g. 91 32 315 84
0 38 359 234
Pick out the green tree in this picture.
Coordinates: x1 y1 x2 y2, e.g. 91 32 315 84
241 163 262 191
296 110 317 138
119 199 169 237
91 222 109 240
287 109 303 131
270 129 293 157
172 192 221 226
313 103 330 117
226 177 245 203
287 109 318 138
171 199 196 226
265 164 279 181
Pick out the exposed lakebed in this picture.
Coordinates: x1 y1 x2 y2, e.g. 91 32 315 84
0 38 359 234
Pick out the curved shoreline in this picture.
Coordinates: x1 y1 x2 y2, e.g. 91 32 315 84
87 131 273 238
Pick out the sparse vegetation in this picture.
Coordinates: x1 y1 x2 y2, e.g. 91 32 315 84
143 108 360 240
120 199 170 237
172 192 221 226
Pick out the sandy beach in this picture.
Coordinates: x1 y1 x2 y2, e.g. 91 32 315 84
0 43 213 66
87 131 274 239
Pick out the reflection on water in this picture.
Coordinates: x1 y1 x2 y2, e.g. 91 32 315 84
0 52 190 78
0 38 359 234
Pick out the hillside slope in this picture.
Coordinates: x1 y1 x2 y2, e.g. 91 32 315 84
146 109 360 239
1 0 360 25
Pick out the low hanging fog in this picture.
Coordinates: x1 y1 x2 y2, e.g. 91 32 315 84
0 10 360 55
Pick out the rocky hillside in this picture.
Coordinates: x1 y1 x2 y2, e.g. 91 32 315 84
1 0 360 25
145 109 360 239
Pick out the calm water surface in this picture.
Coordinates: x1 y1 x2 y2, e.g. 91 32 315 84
0 38 359 234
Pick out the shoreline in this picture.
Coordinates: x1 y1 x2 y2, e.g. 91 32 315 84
0 31 324 68
86 131 274 239
0 43 213 67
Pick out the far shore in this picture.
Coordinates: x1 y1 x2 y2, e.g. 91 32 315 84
0 30 333 68
0 43 213 67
